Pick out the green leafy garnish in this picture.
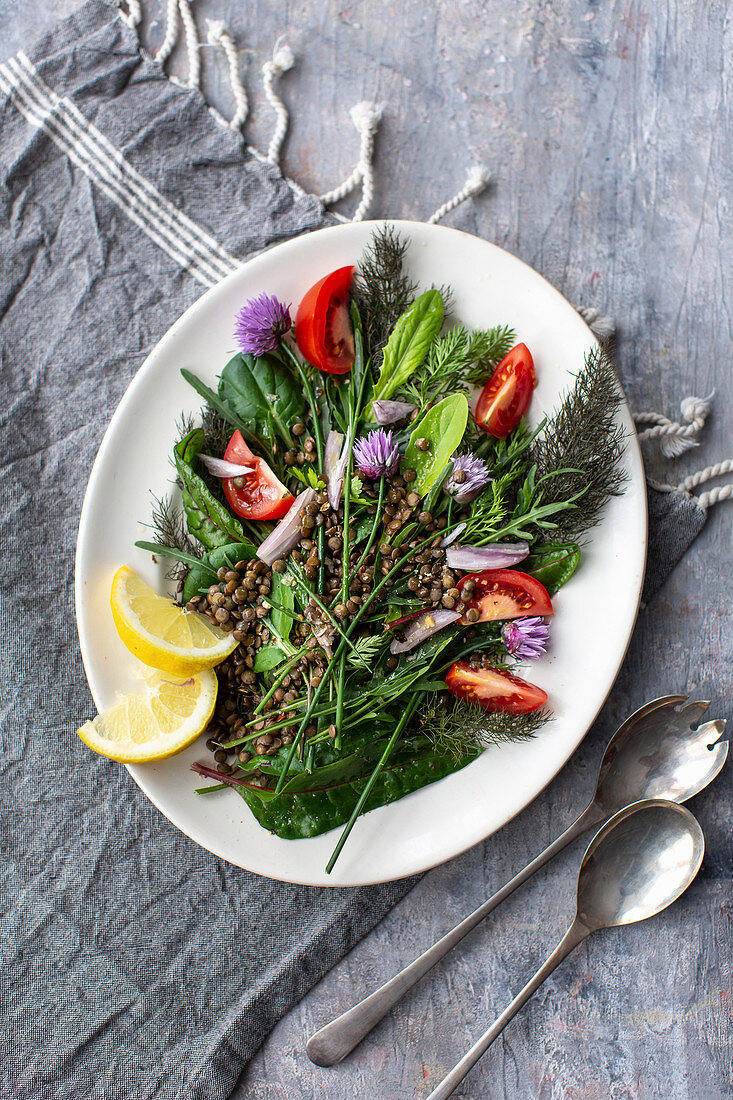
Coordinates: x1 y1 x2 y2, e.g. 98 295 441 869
352 224 418 361
174 430 245 549
368 290 444 413
403 393 468 496
218 352 305 449
523 542 581 595
532 345 628 540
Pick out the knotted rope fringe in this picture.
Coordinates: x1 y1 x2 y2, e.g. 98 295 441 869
320 102 383 222
677 460 733 511
156 0 200 89
635 392 714 458
206 19 248 130
262 38 294 166
427 165 491 225
118 0 142 28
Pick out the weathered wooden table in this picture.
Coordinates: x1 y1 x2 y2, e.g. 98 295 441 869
3 1 729 1095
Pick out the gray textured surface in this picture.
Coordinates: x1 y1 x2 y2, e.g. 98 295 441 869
2 1 731 1097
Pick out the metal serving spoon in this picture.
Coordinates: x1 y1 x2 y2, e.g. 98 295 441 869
306 696 726 1066
424 799 705 1100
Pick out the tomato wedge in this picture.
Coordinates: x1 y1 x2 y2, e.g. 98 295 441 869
445 660 548 714
295 265 355 374
456 568 553 624
475 343 536 439
221 431 293 521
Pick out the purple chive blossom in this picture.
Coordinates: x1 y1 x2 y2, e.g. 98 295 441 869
501 617 550 661
444 452 492 503
353 429 400 479
234 293 291 355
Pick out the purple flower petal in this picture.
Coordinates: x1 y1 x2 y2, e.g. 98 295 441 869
353 429 400 479
444 451 492 503
234 293 291 356
501 616 550 661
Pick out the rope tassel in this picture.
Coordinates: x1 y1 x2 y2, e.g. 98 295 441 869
677 459 733 511
155 0 201 90
262 38 295 166
320 101 384 222
206 19 248 131
427 165 490 225
635 392 715 458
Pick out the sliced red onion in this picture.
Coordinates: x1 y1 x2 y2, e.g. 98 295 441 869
389 609 461 655
440 522 466 549
324 430 344 509
371 399 416 425
257 487 315 565
446 542 529 571
199 454 254 478
324 428 352 510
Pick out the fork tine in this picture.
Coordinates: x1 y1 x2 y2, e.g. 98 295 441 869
701 718 728 747
677 699 711 726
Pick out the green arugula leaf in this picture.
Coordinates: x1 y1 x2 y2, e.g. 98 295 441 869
402 393 468 497
523 541 581 595
218 352 305 448
369 290 444 413
180 369 248 437
174 429 245 550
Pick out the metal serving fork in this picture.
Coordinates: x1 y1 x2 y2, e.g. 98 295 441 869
307 695 728 1066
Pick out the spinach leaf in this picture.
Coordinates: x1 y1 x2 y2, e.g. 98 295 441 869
253 646 286 673
402 393 468 497
369 290 444 412
523 542 581 595
268 572 294 642
234 736 476 839
181 540 257 603
218 352 305 448
174 430 245 550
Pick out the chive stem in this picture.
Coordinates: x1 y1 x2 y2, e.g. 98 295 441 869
325 693 422 874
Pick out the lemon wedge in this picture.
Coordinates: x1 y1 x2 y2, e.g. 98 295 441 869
77 668 218 762
110 565 238 675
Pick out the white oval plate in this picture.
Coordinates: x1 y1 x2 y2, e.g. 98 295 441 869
75 220 647 887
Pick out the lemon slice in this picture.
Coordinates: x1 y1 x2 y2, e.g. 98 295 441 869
110 565 238 675
77 668 218 762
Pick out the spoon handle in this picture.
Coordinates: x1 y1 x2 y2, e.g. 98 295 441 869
306 803 603 1067
424 920 590 1100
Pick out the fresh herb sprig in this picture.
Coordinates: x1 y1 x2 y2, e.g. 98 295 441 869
419 696 550 760
352 224 418 362
532 345 628 540
398 324 515 413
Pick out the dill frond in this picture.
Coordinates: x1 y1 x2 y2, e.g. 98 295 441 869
346 633 389 670
418 695 550 761
201 405 231 457
353 225 418 362
147 493 201 578
397 324 515 412
532 345 628 540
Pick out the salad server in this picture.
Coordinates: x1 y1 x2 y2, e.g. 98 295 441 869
306 695 727 1066
424 798 705 1099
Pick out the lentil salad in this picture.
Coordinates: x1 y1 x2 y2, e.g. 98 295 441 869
137 226 627 873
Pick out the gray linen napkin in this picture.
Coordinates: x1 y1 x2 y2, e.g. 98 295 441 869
0 4 717 1099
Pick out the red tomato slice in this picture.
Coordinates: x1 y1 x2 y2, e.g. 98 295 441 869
456 569 553 624
445 661 548 714
221 431 294 521
294 266 355 374
475 343 536 439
